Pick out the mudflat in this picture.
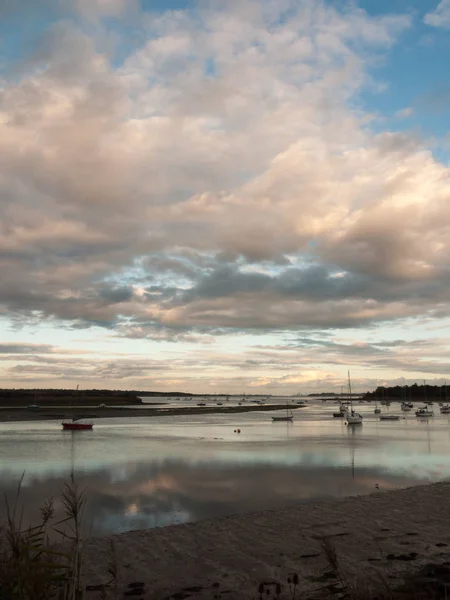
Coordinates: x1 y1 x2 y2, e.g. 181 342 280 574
83 481 450 599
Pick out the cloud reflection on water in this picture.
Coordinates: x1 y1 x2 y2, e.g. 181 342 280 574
0 458 432 535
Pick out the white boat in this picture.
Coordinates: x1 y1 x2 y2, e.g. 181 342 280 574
415 407 433 417
374 398 381 414
346 411 363 425
379 414 400 421
272 403 294 422
296 400 306 406
401 402 413 411
345 372 362 425
441 382 450 413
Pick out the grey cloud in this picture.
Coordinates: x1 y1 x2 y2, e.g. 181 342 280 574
98 286 134 304
0 344 55 354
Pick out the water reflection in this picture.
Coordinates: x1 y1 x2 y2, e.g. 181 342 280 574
0 407 449 535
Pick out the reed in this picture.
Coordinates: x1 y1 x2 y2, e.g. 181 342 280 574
0 474 88 600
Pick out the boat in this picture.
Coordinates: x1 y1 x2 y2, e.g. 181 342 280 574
272 403 294 422
62 385 93 431
374 395 381 414
415 407 434 418
441 383 450 413
401 402 413 411
345 372 362 425
379 414 400 421
296 400 306 406
333 404 348 418
197 402 206 406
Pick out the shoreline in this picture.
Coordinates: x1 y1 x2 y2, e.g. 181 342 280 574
83 480 450 599
0 403 304 423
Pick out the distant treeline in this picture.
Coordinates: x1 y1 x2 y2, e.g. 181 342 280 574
0 388 137 398
306 392 361 397
364 384 450 401
0 389 141 406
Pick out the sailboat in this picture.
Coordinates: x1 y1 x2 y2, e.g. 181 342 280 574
374 389 381 414
440 382 450 413
272 403 294 422
345 372 363 425
415 380 434 417
401 386 413 411
62 385 93 430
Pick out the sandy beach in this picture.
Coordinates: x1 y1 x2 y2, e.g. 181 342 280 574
82 481 450 599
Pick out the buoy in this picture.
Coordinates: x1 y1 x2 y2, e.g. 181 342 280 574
237 429 241 433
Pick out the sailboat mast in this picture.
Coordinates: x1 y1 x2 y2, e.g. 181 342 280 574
348 371 353 410
73 384 79 421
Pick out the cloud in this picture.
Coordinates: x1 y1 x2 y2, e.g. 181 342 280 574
4 0 450 351
394 107 413 119
0 343 55 354
424 0 450 29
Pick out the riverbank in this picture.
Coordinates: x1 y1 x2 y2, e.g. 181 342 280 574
0 403 304 423
82 481 450 599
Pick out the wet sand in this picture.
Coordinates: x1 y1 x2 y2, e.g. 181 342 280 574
83 481 450 599
0 403 303 423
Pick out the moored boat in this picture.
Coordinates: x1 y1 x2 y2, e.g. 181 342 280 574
379 414 400 421
333 405 348 418
62 421 93 431
345 372 363 425
272 403 294 422
62 385 93 431
415 406 434 418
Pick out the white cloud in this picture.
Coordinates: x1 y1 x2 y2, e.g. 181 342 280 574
394 107 414 119
424 0 450 29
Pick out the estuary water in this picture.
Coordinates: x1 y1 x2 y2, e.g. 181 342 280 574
0 400 449 535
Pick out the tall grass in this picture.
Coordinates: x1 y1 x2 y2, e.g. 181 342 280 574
0 474 87 600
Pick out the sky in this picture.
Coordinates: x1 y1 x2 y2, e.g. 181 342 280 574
0 0 450 395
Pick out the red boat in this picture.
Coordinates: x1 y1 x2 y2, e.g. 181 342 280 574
61 385 94 431
62 421 93 431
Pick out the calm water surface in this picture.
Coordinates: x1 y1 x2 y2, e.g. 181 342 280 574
1 400 449 535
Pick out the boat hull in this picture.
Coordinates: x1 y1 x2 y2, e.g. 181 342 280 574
62 422 93 430
271 417 293 421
